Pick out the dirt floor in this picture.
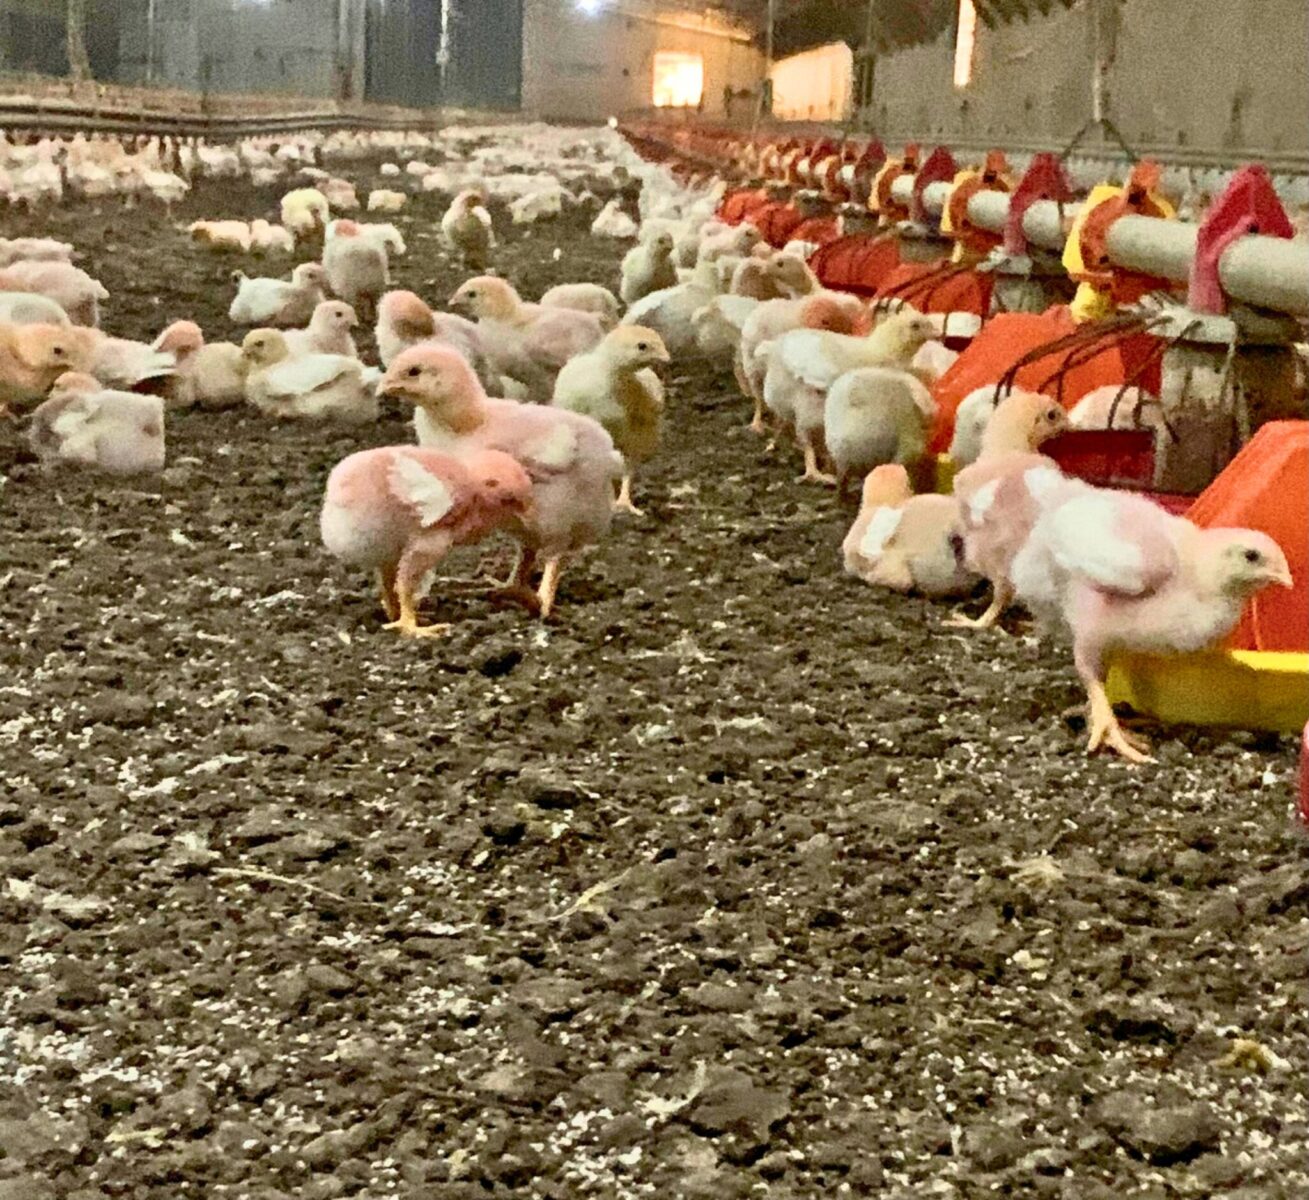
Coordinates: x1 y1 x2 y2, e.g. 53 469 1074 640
0 162 1305 1200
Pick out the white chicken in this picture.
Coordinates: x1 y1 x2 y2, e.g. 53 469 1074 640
242 329 378 422
591 199 638 239
280 188 331 240
283 301 359 358
28 373 166 474
367 189 407 213
229 263 327 326
540 283 622 327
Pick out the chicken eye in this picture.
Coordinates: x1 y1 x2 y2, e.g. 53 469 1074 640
636 342 649 351
51 347 65 357
1244 548 1261 563
406 366 420 377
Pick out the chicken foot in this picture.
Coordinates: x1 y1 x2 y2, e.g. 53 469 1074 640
1083 680 1155 763
945 583 1013 630
614 474 644 517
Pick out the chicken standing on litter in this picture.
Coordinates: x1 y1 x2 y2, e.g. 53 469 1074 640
380 343 623 619
322 446 534 638
441 189 495 269
553 326 669 515
1008 474 1292 762
619 231 678 305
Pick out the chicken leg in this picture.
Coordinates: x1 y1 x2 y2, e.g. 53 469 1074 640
945 583 1013 630
614 473 644 517
796 434 837 486
383 540 452 638
375 566 400 622
537 557 564 619
749 395 768 435
485 544 540 612
1084 679 1154 763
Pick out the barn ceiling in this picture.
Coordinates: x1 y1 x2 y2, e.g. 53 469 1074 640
645 0 1082 58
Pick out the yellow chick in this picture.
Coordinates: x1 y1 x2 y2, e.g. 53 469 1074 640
552 325 670 515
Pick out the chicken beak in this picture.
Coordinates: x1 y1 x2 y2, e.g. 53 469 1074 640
1273 563 1295 589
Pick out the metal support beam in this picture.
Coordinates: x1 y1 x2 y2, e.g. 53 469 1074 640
890 175 1309 316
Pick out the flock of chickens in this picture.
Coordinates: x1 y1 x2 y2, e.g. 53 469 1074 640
0 123 1293 765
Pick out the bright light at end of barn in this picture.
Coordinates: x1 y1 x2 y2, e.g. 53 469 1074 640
653 52 704 108
954 0 977 88
576 0 604 15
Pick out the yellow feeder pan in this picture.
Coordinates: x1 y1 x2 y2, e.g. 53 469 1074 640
1106 650 1309 735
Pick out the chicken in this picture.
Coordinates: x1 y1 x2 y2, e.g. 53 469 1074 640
0 237 73 268
380 343 623 619
283 301 359 358
553 326 669 514
322 177 360 212
150 320 205 410
86 327 177 391
188 220 253 253
28 372 165 474
692 294 758 358
842 464 975 596
1009 478 1291 762
591 199 638 239
823 367 937 496
441 189 495 268
449 275 604 401
229 263 327 327
948 386 997 468
188 339 248 411
1069 384 1169 444
322 219 387 318
242 329 378 423
619 232 678 305
280 187 331 240
249 218 295 256
374 289 488 377
766 253 821 298
0 291 71 326
948 391 1072 630
763 309 938 484
326 218 406 260
0 321 94 412
737 292 867 432
911 340 959 386
367 189 407 213
321 445 534 637
621 260 718 357
540 283 622 328
510 188 563 225
0 261 109 326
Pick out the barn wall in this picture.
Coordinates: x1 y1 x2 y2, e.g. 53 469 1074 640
868 0 1309 167
520 0 764 123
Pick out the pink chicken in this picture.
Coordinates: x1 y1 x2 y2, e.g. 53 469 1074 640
1008 479 1292 763
948 391 1071 629
0 260 109 326
321 446 534 638
374 289 495 390
378 343 624 619
449 275 604 401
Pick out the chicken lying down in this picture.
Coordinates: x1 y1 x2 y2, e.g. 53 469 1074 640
824 367 936 497
280 188 331 240
441 190 495 268
242 329 378 423
540 283 622 328
28 372 165 474
283 301 359 358
321 446 534 638
189 220 253 253
249 219 295 256
230 263 326 327
380 343 623 619
949 391 1073 631
1007 469 1291 762
591 199 638 239
0 261 109 327
367 189 407 214
0 237 73 268
553 326 669 515
763 309 939 485
842 464 976 597
1069 384 1170 442
449 276 604 402
0 321 94 413
0 291 70 327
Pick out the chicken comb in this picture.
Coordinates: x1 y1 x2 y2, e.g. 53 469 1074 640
1188 165 1294 314
1004 154 1074 256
